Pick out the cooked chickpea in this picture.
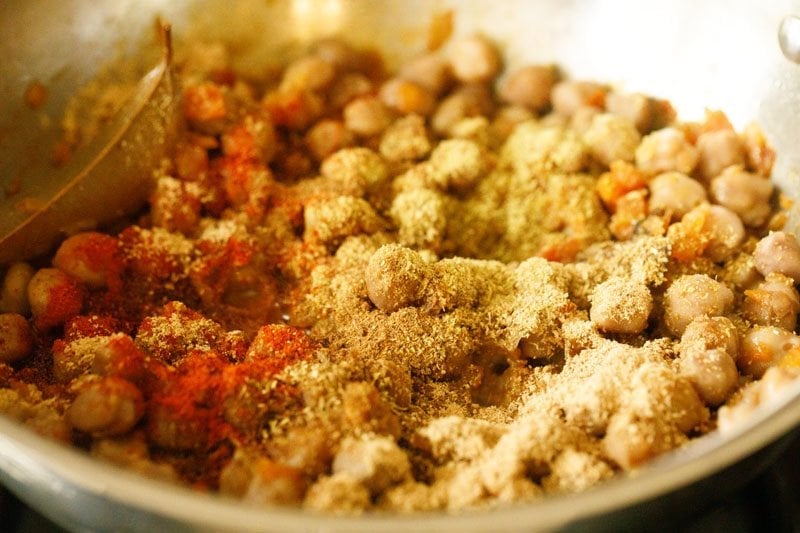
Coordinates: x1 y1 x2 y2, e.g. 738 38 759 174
431 84 493 136
146 403 207 451
67 377 144 437
320 146 389 197
379 78 435 116
490 105 534 142
603 409 680 470
589 277 652 334
53 232 121 289
680 348 738 406
754 231 800 282
304 474 371 514
648 172 707 220
344 96 393 137
0 313 33 364
583 113 641 166
390 189 447 250
635 127 699 176
329 73 374 110
379 114 432 162
222 115 277 166
739 326 800 378
267 425 333 478
698 204 746 263
399 53 453 96
551 81 606 117
428 138 487 190
741 273 800 330
498 65 558 112
0 262 34 315
680 315 739 360
280 55 336 92
332 435 410 493
303 196 383 246
27 268 85 330
305 119 353 162
244 459 307 506
629 363 708 433
710 167 773 227
605 92 654 133
448 34 500 83
695 129 745 181
569 106 601 136
366 244 428 312
312 37 363 71
663 274 734 336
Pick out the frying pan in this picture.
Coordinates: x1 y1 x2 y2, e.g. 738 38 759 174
2 1 800 530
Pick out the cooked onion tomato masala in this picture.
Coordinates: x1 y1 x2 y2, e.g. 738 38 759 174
1 31 799 513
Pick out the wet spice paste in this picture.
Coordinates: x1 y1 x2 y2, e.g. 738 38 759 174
2 32 800 514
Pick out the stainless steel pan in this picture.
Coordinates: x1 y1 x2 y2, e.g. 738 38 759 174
2 1 800 530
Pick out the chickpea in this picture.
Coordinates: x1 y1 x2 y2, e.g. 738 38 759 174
280 55 336 92
312 37 363 71
67 377 144 437
583 113 641 166
680 315 740 360
605 92 654 133
589 277 652 334
390 189 447 250
754 231 800 282
428 138 487 190
245 459 307 506
635 127 699 176
304 474 371 514
0 313 33 363
449 116 491 146
27 268 85 330
332 435 410 493
741 273 800 330
399 53 453 96
680 348 738 406
344 96 393 137
498 65 558 112
603 409 681 470
490 105 534 142
648 172 707 220
569 106 601 136
146 403 207 451
739 326 800 378
551 81 606 117
663 274 734 336
365 244 428 312
628 363 708 433
431 83 493 136
447 34 500 83
710 167 773 227
700 204 746 263
0 262 34 315
379 115 432 162
183 82 229 134
328 73 374 110
305 119 353 162
303 196 383 246
53 232 121 289
173 141 209 181
267 425 333 478
379 78 435 116
321 147 389 197
151 177 202 234
221 114 277 163
695 129 745 181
